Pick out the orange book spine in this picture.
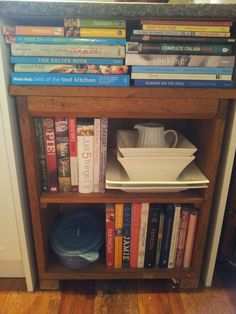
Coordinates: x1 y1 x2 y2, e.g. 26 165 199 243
130 203 142 268
114 203 124 268
3 25 64 36
183 209 198 268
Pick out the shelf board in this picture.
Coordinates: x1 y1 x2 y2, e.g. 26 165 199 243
40 190 204 206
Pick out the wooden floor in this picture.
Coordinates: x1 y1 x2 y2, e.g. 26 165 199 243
0 264 235 314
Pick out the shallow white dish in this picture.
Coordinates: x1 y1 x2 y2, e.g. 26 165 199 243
117 150 195 181
106 151 209 186
117 130 197 157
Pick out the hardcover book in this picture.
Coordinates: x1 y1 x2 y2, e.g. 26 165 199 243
99 118 108 193
114 203 124 268
155 209 165 266
122 203 132 267
130 202 142 268
106 203 115 268
65 27 126 38
68 118 78 192
140 19 232 26
64 18 126 29
131 73 232 81
133 29 230 37
167 204 181 268
138 203 149 268
142 24 230 33
93 118 101 193
2 25 64 36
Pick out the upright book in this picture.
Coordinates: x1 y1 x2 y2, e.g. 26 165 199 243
68 118 78 192
122 203 132 267
114 203 124 269
137 203 149 268
106 203 115 268
130 203 142 268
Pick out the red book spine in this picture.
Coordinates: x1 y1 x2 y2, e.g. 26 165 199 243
106 204 115 268
183 209 198 268
43 117 58 192
68 117 78 192
99 118 108 193
130 203 142 268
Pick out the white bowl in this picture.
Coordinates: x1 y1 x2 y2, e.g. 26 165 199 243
117 150 195 181
117 130 197 157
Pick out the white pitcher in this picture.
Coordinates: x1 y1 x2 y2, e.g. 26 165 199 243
134 122 178 148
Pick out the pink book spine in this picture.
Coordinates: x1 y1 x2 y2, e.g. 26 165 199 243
140 19 232 26
68 118 78 192
183 210 198 268
43 117 58 192
175 207 190 268
130 203 141 268
99 118 108 193
106 203 115 269
93 118 101 193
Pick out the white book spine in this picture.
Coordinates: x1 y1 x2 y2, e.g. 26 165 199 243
93 118 101 193
168 204 181 268
99 118 108 193
137 203 149 268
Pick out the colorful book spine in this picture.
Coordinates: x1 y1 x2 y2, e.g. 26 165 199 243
55 118 71 192
155 209 165 266
167 204 181 268
93 118 101 193
159 204 175 268
137 203 149 268
122 203 132 268
144 203 161 268
64 18 126 29
34 117 48 192
142 24 230 32
43 118 58 192
125 54 235 67
183 209 199 268
134 79 235 88
13 64 129 74
131 66 233 75
133 30 230 37
68 118 78 192
77 119 94 193
10 56 124 65
175 206 191 268
114 203 124 269
65 27 126 38
131 73 232 81
140 19 232 26
126 42 232 55
6 35 126 45
106 203 115 269
130 203 142 268
10 73 130 87
11 44 126 58
2 25 64 36
99 118 108 193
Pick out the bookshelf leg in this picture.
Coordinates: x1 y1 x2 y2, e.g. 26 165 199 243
39 279 60 290
179 278 200 289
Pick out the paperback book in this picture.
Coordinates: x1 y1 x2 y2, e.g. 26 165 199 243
131 73 232 81
106 203 115 268
2 25 64 36
64 18 126 29
133 30 231 37
65 27 126 38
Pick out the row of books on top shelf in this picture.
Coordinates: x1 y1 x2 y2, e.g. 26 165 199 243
3 18 130 87
125 18 236 88
106 202 198 269
35 117 108 193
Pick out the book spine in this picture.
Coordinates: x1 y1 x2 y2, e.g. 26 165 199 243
133 30 230 37
114 203 124 269
137 203 149 268
122 203 132 268
134 79 235 88
142 24 230 32
68 118 78 192
155 210 165 266
10 56 124 65
99 118 108 193
65 27 126 38
13 64 129 74
167 204 182 268
2 25 64 36
144 204 161 268
140 19 232 26
55 118 71 192
131 73 232 81
34 117 48 192
11 44 126 58
106 203 115 269
130 203 142 268
11 73 130 87
43 118 58 192
64 18 126 29
93 118 101 193
183 209 199 268
77 119 94 193
131 66 233 75
175 206 191 268
126 42 232 55
8 35 126 45
159 204 175 268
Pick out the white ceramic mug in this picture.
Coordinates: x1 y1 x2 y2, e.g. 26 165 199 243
134 122 178 148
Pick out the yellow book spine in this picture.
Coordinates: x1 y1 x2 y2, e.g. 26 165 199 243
142 24 230 33
79 28 126 38
114 203 124 268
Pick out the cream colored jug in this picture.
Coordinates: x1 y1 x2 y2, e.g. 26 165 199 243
134 122 178 148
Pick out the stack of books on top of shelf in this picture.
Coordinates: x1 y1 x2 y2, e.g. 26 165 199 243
35 116 108 194
106 202 199 269
3 18 130 87
125 19 236 88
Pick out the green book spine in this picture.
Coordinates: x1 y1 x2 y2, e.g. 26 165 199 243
64 18 126 29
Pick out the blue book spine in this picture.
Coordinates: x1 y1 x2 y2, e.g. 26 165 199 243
122 203 132 268
10 56 124 65
14 36 126 46
159 204 175 268
131 66 233 75
134 79 235 88
11 73 130 87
